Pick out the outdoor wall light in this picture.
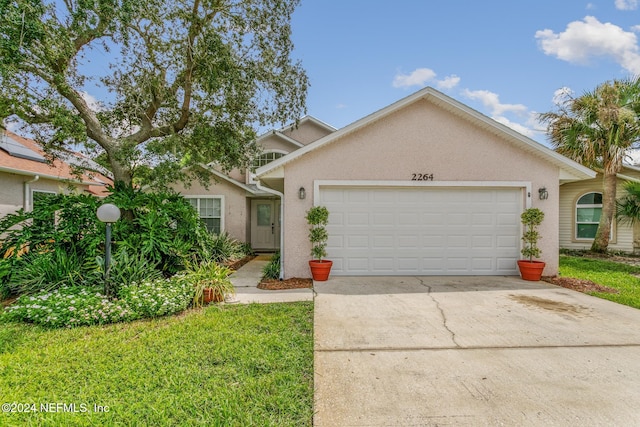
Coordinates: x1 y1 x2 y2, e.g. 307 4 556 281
97 203 121 296
538 187 549 200
298 187 306 200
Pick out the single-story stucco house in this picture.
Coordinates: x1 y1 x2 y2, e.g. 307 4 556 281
0 129 112 219
559 165 640 253
173 87 598 279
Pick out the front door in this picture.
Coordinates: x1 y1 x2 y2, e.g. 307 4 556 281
251 199 281 250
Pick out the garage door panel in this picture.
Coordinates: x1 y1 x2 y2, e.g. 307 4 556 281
324 187 522 276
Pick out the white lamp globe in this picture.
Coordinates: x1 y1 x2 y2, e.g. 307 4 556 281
97 203 121 223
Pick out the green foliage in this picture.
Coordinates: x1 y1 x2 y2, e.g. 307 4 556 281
2 277 194 328
306 206 330 260
0 0 308 187
262 252 281 279
2 286 135 328
616 181 640 225
6 246 95 296
101 249 163 294
207 232 247 263
175 261 235 308
117 277 194 319
521 208 545 261
0 187 218 297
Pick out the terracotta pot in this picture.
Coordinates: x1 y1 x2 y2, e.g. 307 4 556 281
309 260 333 281
517 260 546 281
202 288 225 304
202 288 214 304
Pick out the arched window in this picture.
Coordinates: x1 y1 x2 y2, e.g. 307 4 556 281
576 192 602 239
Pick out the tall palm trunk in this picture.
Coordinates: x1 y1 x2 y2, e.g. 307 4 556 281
591 172 617 253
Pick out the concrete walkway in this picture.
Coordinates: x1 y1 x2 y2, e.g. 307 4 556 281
228 255 314 304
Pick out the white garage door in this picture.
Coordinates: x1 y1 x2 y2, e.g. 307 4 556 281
320 186 522 276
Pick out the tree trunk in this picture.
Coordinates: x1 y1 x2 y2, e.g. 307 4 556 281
591 172 617 253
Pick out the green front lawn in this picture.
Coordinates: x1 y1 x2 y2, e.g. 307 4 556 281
559 255 640 309
0 302 314 427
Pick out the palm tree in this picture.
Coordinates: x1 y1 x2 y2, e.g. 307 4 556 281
539 77 640 253
616 181 640 225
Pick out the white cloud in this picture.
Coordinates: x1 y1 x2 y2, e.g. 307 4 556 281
393 68 436 88
615 0 638 10
552 87 574 106
535 16 640 74
336 103 347 109
80 91 104 112
392 68 460 90
461 89 528 116
586 3 597 10
436 75 461 90
492 116 537 138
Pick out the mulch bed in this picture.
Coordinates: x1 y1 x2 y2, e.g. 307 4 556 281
224 255 256 271
258 277 313 290
542 276 619 294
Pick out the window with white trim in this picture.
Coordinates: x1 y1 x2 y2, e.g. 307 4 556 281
187 197 223 234
576 192 602 239
252 151 285 170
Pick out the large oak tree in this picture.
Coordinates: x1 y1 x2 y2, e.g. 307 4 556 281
0 0 308 187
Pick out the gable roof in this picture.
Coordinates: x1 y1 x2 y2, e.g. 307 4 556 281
0 130 113 195
256 87 596 183
278 115 336 134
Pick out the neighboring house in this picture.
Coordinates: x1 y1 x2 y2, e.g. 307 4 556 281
0 129 113 219
177 87 596 279
559 165 640 253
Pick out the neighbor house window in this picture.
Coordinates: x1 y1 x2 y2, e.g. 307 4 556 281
576 192 602 239
187 197 223 234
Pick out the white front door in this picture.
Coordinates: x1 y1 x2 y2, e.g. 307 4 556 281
251 199 281 250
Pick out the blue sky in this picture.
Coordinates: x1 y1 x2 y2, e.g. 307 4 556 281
289 0 640 146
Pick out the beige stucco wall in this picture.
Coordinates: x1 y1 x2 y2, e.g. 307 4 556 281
0 172 83 218
170 178 249 242
560 173 637 253
281 119 334 145
281 99 561 278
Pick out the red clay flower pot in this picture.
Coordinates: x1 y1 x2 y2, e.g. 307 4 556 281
309 260 333 281
517 260 546 281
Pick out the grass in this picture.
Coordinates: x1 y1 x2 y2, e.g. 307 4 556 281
0 302 314 427
559 255 640 309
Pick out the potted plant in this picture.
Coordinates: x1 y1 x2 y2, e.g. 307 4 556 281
183 261 235 307
517 207 546 281
306 205 333 281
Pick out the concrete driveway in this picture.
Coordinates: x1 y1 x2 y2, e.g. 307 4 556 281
313 276 640 426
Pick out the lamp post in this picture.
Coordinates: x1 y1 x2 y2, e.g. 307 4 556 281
97 203 121 296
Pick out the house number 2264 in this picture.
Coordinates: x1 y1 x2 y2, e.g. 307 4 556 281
411 173 434 181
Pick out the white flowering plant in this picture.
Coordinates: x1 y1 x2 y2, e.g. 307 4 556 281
2 277 195 328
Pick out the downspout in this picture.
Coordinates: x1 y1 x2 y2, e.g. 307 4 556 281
24 175 39 211
255 180 285 280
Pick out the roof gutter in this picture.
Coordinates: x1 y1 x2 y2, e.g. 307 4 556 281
0 165 95 186
255 178 284 280
24 175 39 211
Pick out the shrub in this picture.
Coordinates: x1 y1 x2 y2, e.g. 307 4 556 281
2 287 134 328
7 246 97 296
207 232 246 262
118 278 194 319
175 261 235 308
0 186 214 296
262 252 281 280
2 278 195 328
